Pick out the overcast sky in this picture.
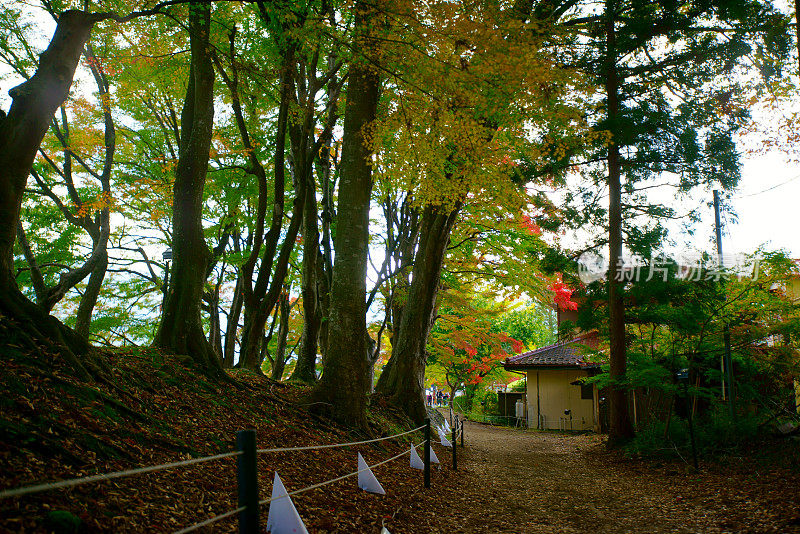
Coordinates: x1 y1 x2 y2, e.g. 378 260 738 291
719 150 799 258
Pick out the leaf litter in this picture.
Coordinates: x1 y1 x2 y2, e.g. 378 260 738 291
1 345 798 533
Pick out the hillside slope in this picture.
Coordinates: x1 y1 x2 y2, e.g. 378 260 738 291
0 336 455 533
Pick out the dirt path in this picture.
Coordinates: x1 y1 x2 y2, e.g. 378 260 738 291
398 419 800 534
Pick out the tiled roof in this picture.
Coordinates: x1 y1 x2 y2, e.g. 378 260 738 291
503 331 601 369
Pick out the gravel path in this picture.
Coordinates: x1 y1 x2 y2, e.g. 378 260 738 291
403 419 799 534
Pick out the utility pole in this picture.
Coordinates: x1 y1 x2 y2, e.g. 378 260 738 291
713 190 735 419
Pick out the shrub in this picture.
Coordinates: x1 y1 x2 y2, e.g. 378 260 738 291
509 378 527 392
625 408 762 458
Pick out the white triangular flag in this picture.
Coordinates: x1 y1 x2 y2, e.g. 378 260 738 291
381 528 391 534
410 444 424 470
439 429 452 448
444 419 451 432
428 444 440 464
266 472 309 534
357 452 386 495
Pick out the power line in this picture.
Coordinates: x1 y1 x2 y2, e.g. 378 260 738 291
732 173 800 199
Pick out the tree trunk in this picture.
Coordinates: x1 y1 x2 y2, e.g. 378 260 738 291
310 0 380 427
207 281 224 359
74 250 108 339
317 138 334 367
154 1 220 371
364 331 380 394
605 0 634 446
316 256 331 364
271 291 292 381
15 222 48 306
375 204 461 423
255 301 281 372
238 307 262 370
223 273 244 368
74 42 114 340
292 177 321 382
0 10 106 376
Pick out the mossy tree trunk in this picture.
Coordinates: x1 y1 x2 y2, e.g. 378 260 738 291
154 1 220 371
310 0 380 427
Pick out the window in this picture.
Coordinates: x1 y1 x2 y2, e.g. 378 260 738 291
580 383 593 400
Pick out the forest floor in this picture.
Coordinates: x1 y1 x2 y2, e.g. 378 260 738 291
418 419 800 533
1 337 799 533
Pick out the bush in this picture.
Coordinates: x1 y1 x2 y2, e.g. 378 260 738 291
509 378 527 392
477 391 498 414
625 408 762 458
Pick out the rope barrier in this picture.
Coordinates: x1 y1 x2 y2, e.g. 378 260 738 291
1 424 426 500
256 425 425 454
172 506 246 534
2 422 447 534
259 448 412 506
0 451 241 500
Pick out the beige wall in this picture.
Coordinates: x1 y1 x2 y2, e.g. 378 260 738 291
787 277 800 301
526 369 598 431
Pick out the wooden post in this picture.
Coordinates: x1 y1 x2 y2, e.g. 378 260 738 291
683 383 699 472
460 418 464 447
452 423 457 470
424 418 431 488
237 429 259 534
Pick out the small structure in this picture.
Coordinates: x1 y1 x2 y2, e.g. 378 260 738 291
497 391 526 420
503 331 602 431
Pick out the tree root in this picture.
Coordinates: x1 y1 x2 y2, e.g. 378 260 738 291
0 287 102 381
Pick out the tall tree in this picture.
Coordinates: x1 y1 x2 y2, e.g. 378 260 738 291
10 37 116 340
374 0 580 422
310 0 382 426
549 0 789 444
154 1 220 370
603 0 634 444
376 204 462 421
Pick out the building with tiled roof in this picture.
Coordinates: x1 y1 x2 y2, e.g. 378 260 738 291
504 331 602 370
503 328 605 432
